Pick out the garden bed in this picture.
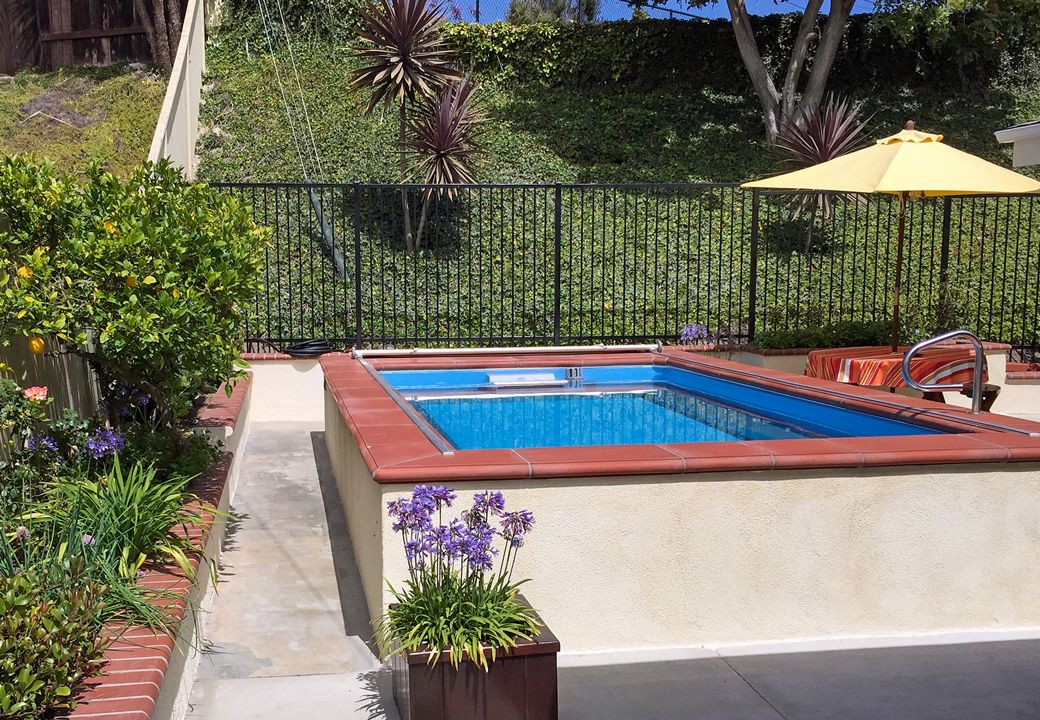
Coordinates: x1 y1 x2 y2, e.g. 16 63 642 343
58 377 251 720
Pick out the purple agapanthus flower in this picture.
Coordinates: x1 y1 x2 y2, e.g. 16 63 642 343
81 533 96 547
26 434 58 454
500 509 535 542
472 490 506 517
679 323 711 343
15 525 29 541
461 524 498 571
404 539 425 564
413 485 455 510
85 428 125 459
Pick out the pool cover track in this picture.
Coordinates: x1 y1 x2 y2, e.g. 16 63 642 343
321 348 1040 483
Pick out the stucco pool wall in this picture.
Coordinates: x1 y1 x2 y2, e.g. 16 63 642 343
321 349 1040 654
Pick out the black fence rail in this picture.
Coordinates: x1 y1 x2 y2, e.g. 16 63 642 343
212 182 1040 361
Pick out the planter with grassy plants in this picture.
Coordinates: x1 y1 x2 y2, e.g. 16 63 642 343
380 486 558 720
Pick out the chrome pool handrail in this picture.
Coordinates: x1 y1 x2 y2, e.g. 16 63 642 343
901 330 984 414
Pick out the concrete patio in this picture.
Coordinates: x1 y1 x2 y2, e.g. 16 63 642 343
186 422 1040 720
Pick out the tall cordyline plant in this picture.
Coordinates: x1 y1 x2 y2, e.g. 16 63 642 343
377 486 540 670
406 77 484 249
351 0 461 252
773 94 871 221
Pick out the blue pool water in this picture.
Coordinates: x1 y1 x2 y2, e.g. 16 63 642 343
381 364 941 450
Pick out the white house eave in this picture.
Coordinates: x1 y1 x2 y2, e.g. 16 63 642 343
995 122 1040 144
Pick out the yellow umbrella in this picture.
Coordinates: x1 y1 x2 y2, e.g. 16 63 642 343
743 121 1040 350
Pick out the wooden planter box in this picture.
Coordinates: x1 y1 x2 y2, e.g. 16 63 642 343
391 598 560 720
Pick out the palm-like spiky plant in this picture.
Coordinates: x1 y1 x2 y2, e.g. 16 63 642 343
352 0 461 113
408 78 483 189
774 94 871 221
351 0 461 251
406 78 484 248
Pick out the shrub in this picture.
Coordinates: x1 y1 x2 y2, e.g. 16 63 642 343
0 559 107 719
754 319 890 349
0 156 269 436
377 486 539 669
29 458 211 582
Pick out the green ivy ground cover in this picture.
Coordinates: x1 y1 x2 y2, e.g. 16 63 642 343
0 65 165 176
196 18 1040 351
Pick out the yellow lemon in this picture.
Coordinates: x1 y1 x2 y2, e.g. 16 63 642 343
17 266 32 280
103 220 117 234
125 276 138 288
171 288 180 298
28 337 44 355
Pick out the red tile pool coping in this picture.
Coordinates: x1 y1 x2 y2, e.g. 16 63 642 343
321 349 1040 483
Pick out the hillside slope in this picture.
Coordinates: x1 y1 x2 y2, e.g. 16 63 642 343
0 65 165 175
196 18 1040 184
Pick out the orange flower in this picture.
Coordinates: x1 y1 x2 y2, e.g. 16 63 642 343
125 276 138 288
103 220 117 234
23 386 48 402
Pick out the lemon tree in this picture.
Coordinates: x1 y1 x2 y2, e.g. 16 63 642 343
0 156 269 434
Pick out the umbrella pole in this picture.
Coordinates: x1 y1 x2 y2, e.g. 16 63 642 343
890 192 907 353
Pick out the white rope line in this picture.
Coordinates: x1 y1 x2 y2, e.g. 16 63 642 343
272 0 326 180
255 0 312 181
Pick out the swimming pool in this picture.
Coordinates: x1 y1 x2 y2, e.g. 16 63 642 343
383 364 939 450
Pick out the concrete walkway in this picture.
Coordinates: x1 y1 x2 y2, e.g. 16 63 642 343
187 422 399 720
188 423 1040 720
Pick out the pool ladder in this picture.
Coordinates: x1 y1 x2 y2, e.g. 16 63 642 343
901 329 985 414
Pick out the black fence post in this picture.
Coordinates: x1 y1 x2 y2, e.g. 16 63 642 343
748 190 760 344
353 182 363 350
475 0 480 22
939 196 952 290
553 183 563 345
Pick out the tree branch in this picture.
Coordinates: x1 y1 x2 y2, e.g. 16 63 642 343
800 0 856 114
726 0 781 140
780 0 824 120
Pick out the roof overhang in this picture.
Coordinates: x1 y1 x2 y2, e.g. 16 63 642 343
995 119 1040 167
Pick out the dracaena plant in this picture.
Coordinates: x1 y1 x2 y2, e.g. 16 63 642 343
351 0 461 251
406 77 484 248
774 94 871 223
376 486 540 670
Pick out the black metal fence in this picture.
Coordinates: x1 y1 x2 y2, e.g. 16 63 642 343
212 182 1040 361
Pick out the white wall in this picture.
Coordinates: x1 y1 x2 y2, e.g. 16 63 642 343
244 359 325 422
326 387 1040 655
149 0 206 178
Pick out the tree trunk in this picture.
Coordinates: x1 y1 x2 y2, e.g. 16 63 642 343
726 0 780 141
800 0 856 114
166 0 184 60
399 102 415 252
780 0 823 121
135 0 171 72
725 0 854 141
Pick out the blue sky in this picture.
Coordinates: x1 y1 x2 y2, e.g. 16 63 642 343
611 0 877 20
466 0 877 23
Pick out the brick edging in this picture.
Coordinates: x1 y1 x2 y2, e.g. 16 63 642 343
1007 372 1040 381
61 378 247 718
192 373 252 430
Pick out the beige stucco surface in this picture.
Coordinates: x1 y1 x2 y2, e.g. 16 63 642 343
326 386 1040 653
325 385 386 625
246 359 325 422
